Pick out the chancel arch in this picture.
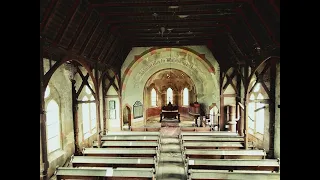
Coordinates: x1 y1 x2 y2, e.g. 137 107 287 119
122 47 220 126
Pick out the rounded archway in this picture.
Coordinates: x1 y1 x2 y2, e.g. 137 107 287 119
144 68 196 121
121 47 220 123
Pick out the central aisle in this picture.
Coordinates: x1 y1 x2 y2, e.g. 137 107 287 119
156 127 187 180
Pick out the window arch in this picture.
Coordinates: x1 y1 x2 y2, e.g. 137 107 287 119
166 87 173 104
151 88 157 106
183 88 189 106
256 93 264 134
248 94 255 134
46 100 60 153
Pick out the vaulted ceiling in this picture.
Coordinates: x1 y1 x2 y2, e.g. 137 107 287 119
40 0 280 73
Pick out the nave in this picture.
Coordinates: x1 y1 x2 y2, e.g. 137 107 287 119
53 127 280 180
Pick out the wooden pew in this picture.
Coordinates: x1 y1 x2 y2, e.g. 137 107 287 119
71 156 156 169
186 158 280 172
131 127 147 131
55 167 155 180
183 149 266 159
181 127 212 132
182 136 244 142
130 127 161 132
188 169 280 180
180 131 239 138
182 141 243 149
105 131 160 136
101 135 159 142
83 148 159 158
93 141 160 149
146 127 161 132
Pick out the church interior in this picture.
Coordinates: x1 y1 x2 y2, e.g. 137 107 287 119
40 0 280 179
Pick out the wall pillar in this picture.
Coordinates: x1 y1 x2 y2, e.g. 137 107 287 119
94 68 101 148
268 58 276 158
102 75 107 134
40 36 49 180
71 80 81 155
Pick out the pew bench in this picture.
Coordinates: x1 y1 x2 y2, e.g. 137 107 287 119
55 167 156 180
186 158 280 172
101 135 159 142
181 127 212 132
180 131 239 138
182 141 244 149
183 149 266 159
187 169 280 180
130 127 161 132
105 131 160 136
182 136 244 142
83 148 159 158
93 141 160 149
71 156 157 169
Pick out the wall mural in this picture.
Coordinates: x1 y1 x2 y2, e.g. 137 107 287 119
133 101 143 119
133 52 205 88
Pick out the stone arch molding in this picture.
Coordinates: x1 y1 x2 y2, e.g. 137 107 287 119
121 47 220 106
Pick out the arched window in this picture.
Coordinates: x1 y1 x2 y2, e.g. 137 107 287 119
90 96 96 132
166 87 173 104
82 96 90 138
46 100 60 153
183 88 189 106
256 93 264 134
248 94 255 134
151 88 157 106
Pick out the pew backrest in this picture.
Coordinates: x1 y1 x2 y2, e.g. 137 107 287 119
71 156 156 168
188 169 280 180
106 131 160 136
182 141 243 149
184 149 266 159
83 148 159 158
186 158 280 172
101 135 159 142
93 140 160 148
55 167 156 180
182 136 244 142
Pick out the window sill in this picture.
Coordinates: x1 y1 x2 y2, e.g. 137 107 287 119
48 149 65 163
84 131 97 140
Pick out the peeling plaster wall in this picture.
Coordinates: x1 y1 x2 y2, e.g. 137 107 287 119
274 62 280 158
121 46 220 122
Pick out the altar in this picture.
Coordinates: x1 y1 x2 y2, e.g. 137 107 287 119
160 102 180 122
